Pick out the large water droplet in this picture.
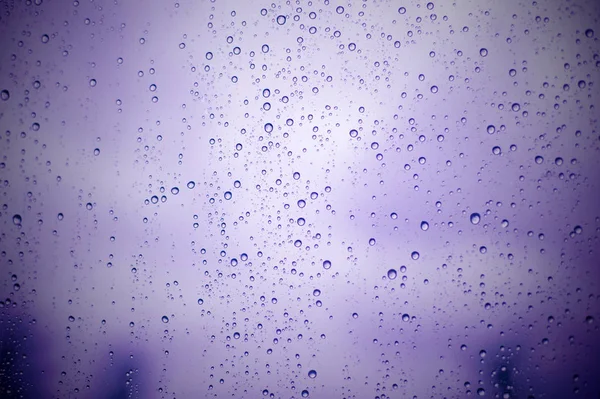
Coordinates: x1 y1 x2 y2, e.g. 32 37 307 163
470 213 481 225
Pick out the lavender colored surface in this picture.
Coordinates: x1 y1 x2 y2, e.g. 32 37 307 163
1 0 599 398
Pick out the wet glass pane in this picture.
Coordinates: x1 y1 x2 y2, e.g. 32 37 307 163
1 0 599 398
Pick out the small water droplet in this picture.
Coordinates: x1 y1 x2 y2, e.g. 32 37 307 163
470 213 481 225
161 315 169 323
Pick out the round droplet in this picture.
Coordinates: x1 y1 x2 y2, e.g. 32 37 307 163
301 390 309 398
349 129 358 138
535 155 544 164
402 314 410 322
486 125 495 134
479 48 488 57
323 260 331 270
224 191 232 200
336 5 344 14
89 79 97 87
420 221 429 231
41 34 49 43
352 312 359 319
206 51 213 60
369 238 376 246
264 123 273 133
293 172 301 180
261 44 270 53
276 15 286 25
585 28 594 38
297 217 305 226
297 199 306 208
197 298 204 305
387 269 397 280
308 369 317 378
294 239 302 247
161 315 169 323
313 289 321 297
492 146 501 155
511 103 520 112
0 90 9 101
411 251 420 260
390 212 398 220
479 349 486 358
171 187 179 195
12 214 22 225
470 213 481 225
430 85 438 93
187 181 195 189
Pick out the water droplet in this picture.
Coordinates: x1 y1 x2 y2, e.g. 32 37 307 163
187 181 195 189
206 51 213 60
535 155 544 164
336 6 344 14
585 28 594 38
313 289 321 297
352 312 359 319
12 214 22 225
492 146 501 155
479 349 486 358
430 85 438 93
171 187 179 195
0 90 9 101
390 212 398 220
261 44 270 53
264 123 273 133
369 238 376 246
470 213 481 225
224 191 232 200
511 103 520 112
402 314 410 322
162 316 169 323
349 129 358 138
398 7 406 14
387 269 397 280
276 15 286 25
323 260 331 270
301 389 309 398
411 251 420 260
308 369 317 378
89 79 97 87
297 199 306 208
297 217 305 226
479 48 488 57
294 239 302 247
197 298 204 305
420 221 429 231
486 125 495 134
41 34 49 43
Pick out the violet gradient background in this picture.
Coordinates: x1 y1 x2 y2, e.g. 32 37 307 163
0 0 599 398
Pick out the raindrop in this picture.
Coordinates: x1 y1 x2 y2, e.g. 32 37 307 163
308 369 317 378
402 314 410 322
197 298 204 305
511 103 520 112
585 28 594 38
535 155 544 164
323 260 331 270
336 6 344 14
161 316 169 323
369 238 376 246
276 15 286 25
479 48 488 57
411 251 420 260
12 214 22 225
89 79 97 87
470 213 481 225
420 221 429 231
187 181 195 189
387 269 397 280
224 191 233 200
486 125 495 134
0 90 9 101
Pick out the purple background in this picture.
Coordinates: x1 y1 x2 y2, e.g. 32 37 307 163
1 0 599 398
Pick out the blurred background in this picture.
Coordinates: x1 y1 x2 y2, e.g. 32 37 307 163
0 0 599 397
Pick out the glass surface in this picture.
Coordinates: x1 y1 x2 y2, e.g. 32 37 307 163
1 0 599 398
